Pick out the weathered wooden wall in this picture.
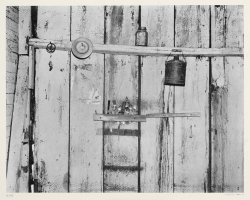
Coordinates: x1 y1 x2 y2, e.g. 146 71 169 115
6 6 32 192
211 5 244 192
174 6 210 192
6 6 19 164
6 5 244 193
70 6 104 192
104 6 140 192
141 6 175 192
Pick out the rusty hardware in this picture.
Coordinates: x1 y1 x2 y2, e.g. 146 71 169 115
46 42 55 71
71 37 93 59
165 50 187 86
46 42 56 53
135 27 148 46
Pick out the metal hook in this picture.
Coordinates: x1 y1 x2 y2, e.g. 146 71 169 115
170 49 186 62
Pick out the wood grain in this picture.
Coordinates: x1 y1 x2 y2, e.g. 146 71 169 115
6 6 19 165
104 170 137 192
6 5 244 193
34 7 70 192
104 6 139 192
6 56 29 192
146 112 200 118
29 38 244 57
19 6 31 54
69 6 104 192
211 5 244 192
93 114 146 122
140 6 175 192
174 5 210 192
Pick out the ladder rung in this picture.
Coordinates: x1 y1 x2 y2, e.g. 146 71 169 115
104 129 139 137
103 165 142 172
104 184 137 192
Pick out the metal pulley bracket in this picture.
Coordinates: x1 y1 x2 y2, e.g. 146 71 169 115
46 42 56 53
71 37 93 59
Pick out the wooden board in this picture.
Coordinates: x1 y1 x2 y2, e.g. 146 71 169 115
6 6 18 23
174 5 210 192
6 53 18 73
211 5 244 192
104 6 139 192
18 6 31 54
140 6 174 192
34 7 70 192
69 6 104 192
93 114 146 122
6 6 19 164
6 56 29 192
29 38 243 57
104 170 137 192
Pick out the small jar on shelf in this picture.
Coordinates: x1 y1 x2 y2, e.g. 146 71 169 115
135 27 148 46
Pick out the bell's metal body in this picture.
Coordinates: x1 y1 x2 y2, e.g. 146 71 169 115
165 55 187 86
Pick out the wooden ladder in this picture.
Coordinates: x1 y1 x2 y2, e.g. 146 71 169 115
103 121 141 192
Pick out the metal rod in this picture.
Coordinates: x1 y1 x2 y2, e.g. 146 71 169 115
29 38 243 57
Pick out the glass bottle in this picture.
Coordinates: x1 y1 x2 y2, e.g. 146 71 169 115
135 27 148 46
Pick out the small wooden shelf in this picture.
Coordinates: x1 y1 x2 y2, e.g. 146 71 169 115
93 112 201 122
93 114 146 122
146 112 201 118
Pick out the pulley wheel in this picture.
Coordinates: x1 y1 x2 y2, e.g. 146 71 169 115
71 37 93 59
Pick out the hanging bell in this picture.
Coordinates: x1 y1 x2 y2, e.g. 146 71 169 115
164 55 187 86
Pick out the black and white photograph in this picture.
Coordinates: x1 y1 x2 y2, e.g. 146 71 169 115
5 4 244 194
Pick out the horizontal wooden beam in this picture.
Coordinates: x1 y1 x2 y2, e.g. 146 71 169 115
29 38 243 57
29 38 71 51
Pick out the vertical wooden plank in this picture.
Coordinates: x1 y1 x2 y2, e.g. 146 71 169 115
6 104 14 127
223 5 244 192
104 6 139 192
211 5 244 192
211 5 226 192
6 6 19 165
140 6 174 192
174 5 209 192
6 56 29 192
19 6 31 54
34 7 70 192
6 53 18 73
69 6 104 192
